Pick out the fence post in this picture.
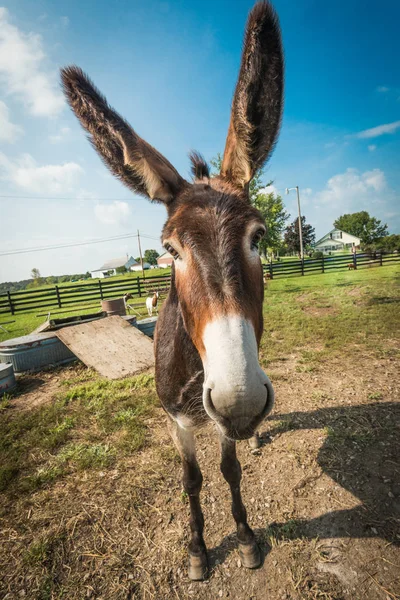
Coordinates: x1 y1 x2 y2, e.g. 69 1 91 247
7 290 14 315
99 280 104 300
321 256 325 273
353 252 357 270
55 285 62 308
301 258 304 276
137 276 142 298
379 252 383 266
269 261 273 280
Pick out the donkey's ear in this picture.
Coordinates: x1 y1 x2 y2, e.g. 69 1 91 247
221 2 284 189
61 66 187 204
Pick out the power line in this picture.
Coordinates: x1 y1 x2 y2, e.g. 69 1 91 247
0 194 139 201
0 231 161 257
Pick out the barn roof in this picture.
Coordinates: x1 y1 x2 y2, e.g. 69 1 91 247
92 256 138 271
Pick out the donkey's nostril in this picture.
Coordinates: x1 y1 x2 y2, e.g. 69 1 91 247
261 380 275 418
203 388 231 428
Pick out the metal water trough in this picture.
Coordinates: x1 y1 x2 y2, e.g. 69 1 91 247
134 316 158 338
0 332 76 374
0 363 16 395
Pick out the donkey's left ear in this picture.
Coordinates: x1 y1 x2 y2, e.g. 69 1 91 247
221 1 284 190
61 66 187 204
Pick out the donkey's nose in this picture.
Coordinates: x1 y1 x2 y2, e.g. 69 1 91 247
203 375 274 433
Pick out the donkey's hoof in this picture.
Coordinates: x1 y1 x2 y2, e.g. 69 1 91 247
248 433 261 450
188 553 208 581
238 542 261 569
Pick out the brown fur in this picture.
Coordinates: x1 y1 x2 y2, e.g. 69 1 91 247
61 1 284 580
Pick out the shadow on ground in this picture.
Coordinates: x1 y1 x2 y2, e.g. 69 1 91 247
195 402 399 572
256 402 400 546
368 296 400 305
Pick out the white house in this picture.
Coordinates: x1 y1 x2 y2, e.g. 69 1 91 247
91 256 138 278
314 229 361 254
130 262 151 272
157 251 174 268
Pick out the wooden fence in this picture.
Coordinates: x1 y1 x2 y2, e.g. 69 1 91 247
262 251 399 279
0 252 399 316
0 273 170 316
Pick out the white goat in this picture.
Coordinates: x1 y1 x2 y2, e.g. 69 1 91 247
146 291 159 316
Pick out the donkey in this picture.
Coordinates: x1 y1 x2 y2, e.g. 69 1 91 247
146 291 159 316
61 0 283 580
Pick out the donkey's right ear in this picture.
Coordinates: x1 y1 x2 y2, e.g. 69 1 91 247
61 66 187 204
220 2 284 190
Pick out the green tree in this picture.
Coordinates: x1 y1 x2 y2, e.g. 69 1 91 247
284 216 315 257
334 211 388 246
364 234 400 253
28 268 42 288
144 249 160 265
252 191 290 256
210 154 288 255
116 266 127 274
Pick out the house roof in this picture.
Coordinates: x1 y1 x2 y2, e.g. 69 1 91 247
157 251 173 260
314 229 360 247
92 256 137 271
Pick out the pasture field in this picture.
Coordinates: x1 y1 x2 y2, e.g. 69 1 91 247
0 265 399 599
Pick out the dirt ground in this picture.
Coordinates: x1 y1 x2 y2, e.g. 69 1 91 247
1 346 399 600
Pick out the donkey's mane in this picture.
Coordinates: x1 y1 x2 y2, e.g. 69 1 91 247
189 151 210 181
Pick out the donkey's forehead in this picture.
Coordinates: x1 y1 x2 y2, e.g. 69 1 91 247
163 181 263 239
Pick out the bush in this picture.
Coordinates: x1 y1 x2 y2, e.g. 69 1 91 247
312 251 324 259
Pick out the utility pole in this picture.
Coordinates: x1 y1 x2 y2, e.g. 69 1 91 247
285 186 304 260
137 229 145 278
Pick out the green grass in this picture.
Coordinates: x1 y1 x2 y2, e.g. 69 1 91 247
0 370 158 494
260 264 400 366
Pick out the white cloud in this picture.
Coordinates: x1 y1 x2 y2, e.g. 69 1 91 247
305 168 399 237
60 16 69 28
315 168 386 207
95 201 131 225
0 100 23 142
0 152 83 194
0 8 64 117
261 184 279 196
354 120 400 139
368 144 376 152
376 86 389 93
48 126 71 144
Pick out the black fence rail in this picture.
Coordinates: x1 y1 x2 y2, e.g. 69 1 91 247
0 273 171 316
262 251 399 279
0 252 399 316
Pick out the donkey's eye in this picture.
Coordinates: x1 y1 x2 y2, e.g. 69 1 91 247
165 243 180 260
251 229 265 250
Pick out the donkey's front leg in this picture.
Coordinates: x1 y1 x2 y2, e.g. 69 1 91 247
168 419 208 580
220 435 261 569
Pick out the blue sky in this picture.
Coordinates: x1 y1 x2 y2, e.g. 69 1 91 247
0 0 399 282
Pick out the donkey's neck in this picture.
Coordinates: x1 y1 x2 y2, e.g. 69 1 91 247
154 268 205 421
